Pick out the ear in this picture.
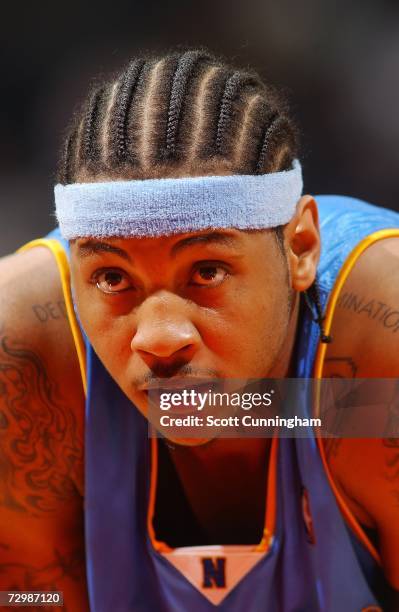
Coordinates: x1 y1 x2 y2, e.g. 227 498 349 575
284 195 320 292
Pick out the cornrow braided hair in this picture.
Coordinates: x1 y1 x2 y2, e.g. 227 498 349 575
60 131 75 185
58 48 298 182
82 85 104 163
112 59 145 163
256 113 282 175
215 71 261 156
165 50 210 158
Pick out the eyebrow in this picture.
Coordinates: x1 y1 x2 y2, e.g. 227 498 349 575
171 232 241 257
76 232 241 262
76 240 132 262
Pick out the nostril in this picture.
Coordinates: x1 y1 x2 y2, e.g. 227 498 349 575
132 336 196 358
133 342 196 362
131 325 200 358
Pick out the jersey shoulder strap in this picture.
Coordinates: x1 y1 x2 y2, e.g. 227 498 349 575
18 235 87 394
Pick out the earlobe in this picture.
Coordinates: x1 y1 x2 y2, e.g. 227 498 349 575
286 195 320 292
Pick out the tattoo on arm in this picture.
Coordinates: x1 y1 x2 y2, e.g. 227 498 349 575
0 543 85 586
0 544 86 612
322 356 358 459
324 357 399 495
324 356 358 378
0 334 83 513
383 382 399 492
337 291 399 334
32 301 67 324
383 381 399 444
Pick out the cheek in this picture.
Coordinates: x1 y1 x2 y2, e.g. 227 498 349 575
72 283 134 369
91 319 132 363
201 278 287 363
235 295 284 350
222 274 290 372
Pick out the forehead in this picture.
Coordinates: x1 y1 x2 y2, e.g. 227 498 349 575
72 228 274 261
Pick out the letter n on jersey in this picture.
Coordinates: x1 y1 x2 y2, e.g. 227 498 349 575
162 545 268 605
202 557 226 588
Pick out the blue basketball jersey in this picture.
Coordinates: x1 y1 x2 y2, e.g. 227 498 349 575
43 195 399 611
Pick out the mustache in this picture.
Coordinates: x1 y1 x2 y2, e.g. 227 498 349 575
132 362 220 388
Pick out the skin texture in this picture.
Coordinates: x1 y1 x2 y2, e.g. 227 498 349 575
0 248 88 611
323 237 399 600
1 197 399 608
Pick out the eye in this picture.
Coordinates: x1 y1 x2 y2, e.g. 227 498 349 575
190 264 228 287
93 269 134 294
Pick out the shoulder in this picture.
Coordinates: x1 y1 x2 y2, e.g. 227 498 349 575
0 246 85 497
0 245 84 391
324 234 399 377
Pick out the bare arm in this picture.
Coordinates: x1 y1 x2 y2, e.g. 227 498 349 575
0 248 88 610
323 236 399 604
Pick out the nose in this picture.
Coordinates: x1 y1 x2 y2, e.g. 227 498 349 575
131 292 201 361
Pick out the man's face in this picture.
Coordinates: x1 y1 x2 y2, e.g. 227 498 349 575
70 228 295 426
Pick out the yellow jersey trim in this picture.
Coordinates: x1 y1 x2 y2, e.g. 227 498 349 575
314 229 399 378
313 228 399 565
18 238 87 396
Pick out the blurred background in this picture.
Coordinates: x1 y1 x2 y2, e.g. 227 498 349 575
1 0 399 255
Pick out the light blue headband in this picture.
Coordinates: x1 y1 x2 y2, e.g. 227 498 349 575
54 160 302 239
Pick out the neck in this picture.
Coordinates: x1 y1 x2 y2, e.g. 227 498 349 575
164 437 271 544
